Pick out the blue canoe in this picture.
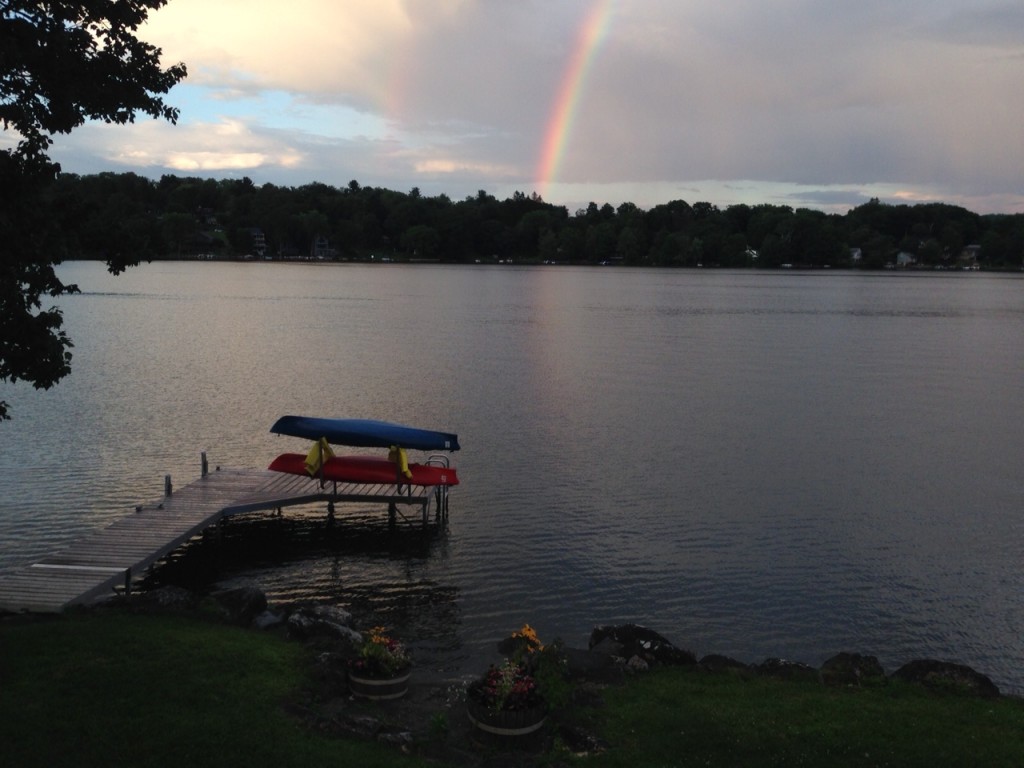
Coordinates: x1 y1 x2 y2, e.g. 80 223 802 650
270 416 460 451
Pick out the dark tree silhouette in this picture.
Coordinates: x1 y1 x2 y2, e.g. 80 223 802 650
1 0 187 419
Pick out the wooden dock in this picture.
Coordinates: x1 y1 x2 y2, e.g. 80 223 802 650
0 464 447 614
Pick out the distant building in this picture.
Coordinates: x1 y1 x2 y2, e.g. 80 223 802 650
896 251 916 268
959 244 982 269
246 228 266 259
311 234 336 260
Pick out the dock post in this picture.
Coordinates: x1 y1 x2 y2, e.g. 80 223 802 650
201 452 208 477
164 474 172 496
388 502 397 528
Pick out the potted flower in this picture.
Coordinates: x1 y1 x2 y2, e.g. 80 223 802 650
347 626 412 700
466 625 549 736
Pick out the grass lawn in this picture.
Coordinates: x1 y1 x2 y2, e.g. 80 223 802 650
3 610 1024 767
0 611 426 768
573 665 1024 767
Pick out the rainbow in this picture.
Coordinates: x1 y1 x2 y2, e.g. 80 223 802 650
536 0 615 200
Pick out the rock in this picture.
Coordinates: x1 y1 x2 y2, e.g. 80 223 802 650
589 636 624 658
309 604 355 627
588 624 696 666
626 655 649 673
135 585 197 612
892 659 1000 698
699 654 751 674
287 605 361 644
559 724 610 755
755 657 819 683
335 714 382 740
820 652 886 687
212 584 267 625
309 651 349 693
252 609 285 630
377 728 414 747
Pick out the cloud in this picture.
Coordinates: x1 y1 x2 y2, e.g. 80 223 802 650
916 4 1024 47
34 1 1024 213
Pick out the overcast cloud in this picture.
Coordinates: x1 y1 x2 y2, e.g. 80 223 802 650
38 0 1024 213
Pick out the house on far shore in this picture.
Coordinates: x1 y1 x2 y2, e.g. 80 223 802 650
896 251 916 268
245 228 267 259
311 234 336 260
959 244 982 270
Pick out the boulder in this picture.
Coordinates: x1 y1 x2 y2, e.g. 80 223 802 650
892 659 1000 698
820 652 886 687
376 728 414 747
252 609 285 630
287 605 361 645
626 655 649 673
588 624 696 666
134 585 197 612
698 654 751 675
755 657 819 683
212 584 267 625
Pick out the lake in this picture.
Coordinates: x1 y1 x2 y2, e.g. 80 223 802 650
2 261 1023 692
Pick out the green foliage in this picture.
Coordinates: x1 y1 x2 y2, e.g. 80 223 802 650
531 639 572 711
349 626 411 677
1 1 186 160
25 174 1023 273
1 1 187 420
428 711 449 741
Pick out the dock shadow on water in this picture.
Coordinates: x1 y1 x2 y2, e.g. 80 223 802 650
140 503 466 676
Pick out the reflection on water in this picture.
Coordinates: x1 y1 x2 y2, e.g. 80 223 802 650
2 263 1023 691
145 505 465 678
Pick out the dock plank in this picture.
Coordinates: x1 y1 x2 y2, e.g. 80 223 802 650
0 466 441 613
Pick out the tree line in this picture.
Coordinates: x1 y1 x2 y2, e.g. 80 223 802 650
50 173 1024 270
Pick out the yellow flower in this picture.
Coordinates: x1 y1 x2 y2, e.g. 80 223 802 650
512 623 543 652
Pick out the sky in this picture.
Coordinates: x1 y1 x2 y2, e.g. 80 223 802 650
39 0 1024 214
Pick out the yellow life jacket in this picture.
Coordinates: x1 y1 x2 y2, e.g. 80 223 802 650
304 437 334 476
388 445 413 479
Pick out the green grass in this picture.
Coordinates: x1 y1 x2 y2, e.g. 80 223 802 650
0 611 425 768
570 665 1024 768
4 612 1024 767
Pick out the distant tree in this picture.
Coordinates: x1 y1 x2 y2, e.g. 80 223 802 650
650 230 686 265
585 221 617 263
557 225 585 262
515 209 558 257
160 212 197 258
721 233 749 267
401 224 440 259
538 229 558 262
1 0 187 419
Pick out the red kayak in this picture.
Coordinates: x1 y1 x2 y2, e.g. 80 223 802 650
268 453 459 486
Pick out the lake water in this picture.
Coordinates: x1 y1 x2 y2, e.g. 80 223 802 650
2 261 1023 692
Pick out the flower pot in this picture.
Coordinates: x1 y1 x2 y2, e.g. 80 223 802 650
466 697 547 736
348 669 411 700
